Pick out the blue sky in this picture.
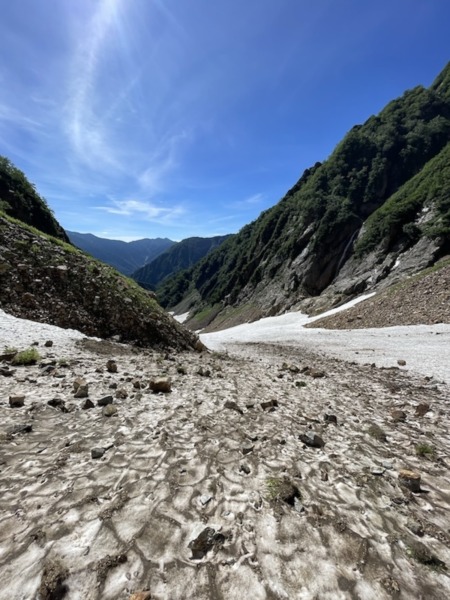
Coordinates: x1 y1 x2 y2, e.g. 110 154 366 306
0 0 449 241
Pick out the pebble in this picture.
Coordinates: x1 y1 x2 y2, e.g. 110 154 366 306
91 447 106 459
103 404 118 417
150 378 172 393
398 469 421 492
299 432 325 448
97 395 114 407
9 395 25 408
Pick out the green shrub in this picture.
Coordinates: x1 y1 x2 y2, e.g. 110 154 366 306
11 348 41 365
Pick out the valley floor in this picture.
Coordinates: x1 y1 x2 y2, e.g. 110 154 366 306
1 310 450 599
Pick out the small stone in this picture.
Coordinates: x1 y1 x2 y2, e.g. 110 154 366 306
308 369 326 378
91 447 106 459
197 367 211 377
299 432 325 448
371 467 385 476
397 359 406 366
398 469 421 493
260 399 278 411
97 395 114 407
0 366 16 377
150 378 172 393
44 340 53 347
82 399 95 410
189 527 225 560
324 413 337 424
47 398 67 412
242 442 254 455
321 471 329 482
391 410 407 423
103 404 118 417
73 378 89 398
106 360 117 373
129 593 152 600
239 464 251 475
9 395 25 408
224 400 243 414
415 403 430 417
115 388 128 399
199 494 212 506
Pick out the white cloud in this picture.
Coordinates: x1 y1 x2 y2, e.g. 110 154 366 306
65 0 124 170
95 199 185 223
229 192 265 210
243 193 265 205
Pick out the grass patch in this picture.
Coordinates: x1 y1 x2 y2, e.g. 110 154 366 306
415 442 437 460
11 348 41 365
3 345 18 355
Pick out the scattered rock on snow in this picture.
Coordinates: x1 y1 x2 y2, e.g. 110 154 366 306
391 409 407 423
189 527 225 560
9 395 25 408
97 395 114 407
260 399 278 411
299 432 325 448
103 404 118 417
224 400 243 414
91 447 106 459
106 359 117 373
415 403 430 417
399 469 421 493
149 378 172 393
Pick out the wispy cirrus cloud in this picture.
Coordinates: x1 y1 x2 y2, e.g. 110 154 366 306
230 192 266 210
65 0 125 170
95 199 185 223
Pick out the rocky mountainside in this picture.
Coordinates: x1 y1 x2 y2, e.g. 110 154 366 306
67 231 175 276
160 62 450 330
0 216 200 350
132 234 232 290
0 156 68 242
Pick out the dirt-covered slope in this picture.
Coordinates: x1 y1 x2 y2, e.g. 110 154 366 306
308 258 450 330
0 215 200 350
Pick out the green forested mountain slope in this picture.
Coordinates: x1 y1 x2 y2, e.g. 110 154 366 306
159 62 450 327
132 235 232 290
0 156 68 241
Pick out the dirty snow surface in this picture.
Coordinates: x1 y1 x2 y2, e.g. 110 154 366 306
1 307 450 599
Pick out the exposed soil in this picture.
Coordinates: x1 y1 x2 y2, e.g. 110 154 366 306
309 261 450 330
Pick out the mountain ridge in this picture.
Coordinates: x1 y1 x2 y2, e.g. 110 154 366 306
67 231 175 276
132 234 232 290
